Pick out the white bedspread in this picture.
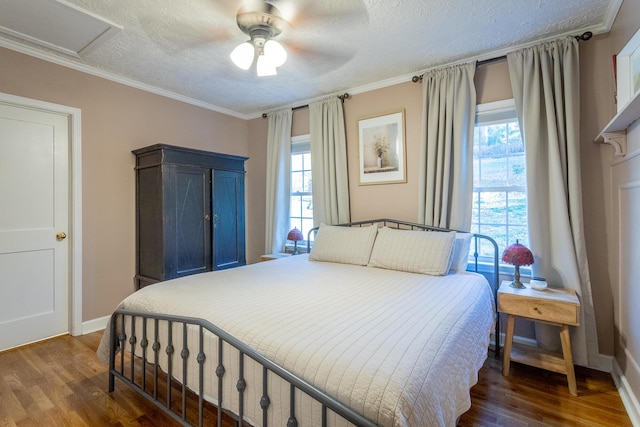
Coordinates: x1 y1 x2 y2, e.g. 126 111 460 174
105 255 494 427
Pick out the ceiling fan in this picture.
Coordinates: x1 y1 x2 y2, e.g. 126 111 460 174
230 0 289 76
137 0 369 78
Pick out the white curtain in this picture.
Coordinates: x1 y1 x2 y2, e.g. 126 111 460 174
417 62 476 230
264 109 292 254
309 97 350 225
507 38 599 367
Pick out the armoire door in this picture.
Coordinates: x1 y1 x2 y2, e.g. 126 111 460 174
213 169 246 270
168 166 212 277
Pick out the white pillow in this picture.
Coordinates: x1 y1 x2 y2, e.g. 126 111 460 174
450 232 473 273
368 227 456 275
309 224 378 266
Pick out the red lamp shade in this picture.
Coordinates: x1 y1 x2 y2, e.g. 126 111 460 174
287 228 303 242
501 240 534 266
502 240 534 289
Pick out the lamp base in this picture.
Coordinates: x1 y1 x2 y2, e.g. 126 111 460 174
509 265 526 288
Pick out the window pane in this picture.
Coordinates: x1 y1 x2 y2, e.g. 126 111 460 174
475 155 508 187
508 153 526 186
291 153 303 171
506 191 527 225
303 171 312 192
479 225 507 256
289 137 313 245
472 191 480 224
302 218 315 241
302 195 313 217
508 225 529 248
507 121 523 153
474 239 498 259
290 195 302 217
291 171 303 193
478 191 506 225
474 103 528 263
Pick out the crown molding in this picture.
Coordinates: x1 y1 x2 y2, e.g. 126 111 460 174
0 38 250 120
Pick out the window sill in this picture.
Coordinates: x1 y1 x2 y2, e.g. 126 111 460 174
465 260 531 277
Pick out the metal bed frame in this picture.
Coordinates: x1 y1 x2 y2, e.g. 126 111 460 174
108 219 500 427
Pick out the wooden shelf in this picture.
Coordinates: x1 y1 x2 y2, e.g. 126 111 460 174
510 343 567 375
595 90 640 157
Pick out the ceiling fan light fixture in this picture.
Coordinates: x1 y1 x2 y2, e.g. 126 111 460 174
256 52 277 76
232 1 288 76
264 39 286 67
230 41 254 70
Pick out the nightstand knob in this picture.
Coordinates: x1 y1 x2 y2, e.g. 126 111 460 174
534 307 542 314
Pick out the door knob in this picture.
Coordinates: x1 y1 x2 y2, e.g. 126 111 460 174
56 232 67 241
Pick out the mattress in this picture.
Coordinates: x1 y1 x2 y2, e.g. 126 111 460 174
101 254 494 427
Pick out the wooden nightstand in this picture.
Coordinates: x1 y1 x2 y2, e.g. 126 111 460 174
497 281 580 396
260 253 292 261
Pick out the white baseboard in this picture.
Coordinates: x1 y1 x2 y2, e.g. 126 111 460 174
612 358 640 427
81 315 110 335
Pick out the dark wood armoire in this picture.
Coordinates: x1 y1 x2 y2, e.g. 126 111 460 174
133 144 247 289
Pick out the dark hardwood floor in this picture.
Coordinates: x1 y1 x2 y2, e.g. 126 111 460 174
0 332 632 426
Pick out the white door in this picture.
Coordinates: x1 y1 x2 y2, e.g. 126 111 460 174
0 101 70 351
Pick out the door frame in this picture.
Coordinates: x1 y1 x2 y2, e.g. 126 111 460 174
0 92 83 336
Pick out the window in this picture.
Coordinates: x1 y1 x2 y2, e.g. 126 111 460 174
289 135 314 245
472 100 529 263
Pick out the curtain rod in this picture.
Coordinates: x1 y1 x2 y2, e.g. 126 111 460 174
261 93 350 118
411 31 593 83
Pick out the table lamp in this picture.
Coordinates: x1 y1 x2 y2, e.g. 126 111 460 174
287 227 303 255
502 240 534 288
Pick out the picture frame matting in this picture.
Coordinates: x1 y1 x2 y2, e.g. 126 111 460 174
357 110 406 185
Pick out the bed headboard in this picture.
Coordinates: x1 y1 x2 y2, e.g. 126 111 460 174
307 218 501 356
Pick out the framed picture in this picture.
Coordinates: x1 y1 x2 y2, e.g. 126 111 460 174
358 110 406 185
616 27 640 111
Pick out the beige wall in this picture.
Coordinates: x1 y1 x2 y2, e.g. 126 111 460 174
0 47 249 321
345 82 422 222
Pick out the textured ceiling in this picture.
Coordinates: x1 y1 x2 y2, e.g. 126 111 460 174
0 0 621 119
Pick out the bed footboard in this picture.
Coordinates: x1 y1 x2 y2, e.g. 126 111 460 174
108 309 377 427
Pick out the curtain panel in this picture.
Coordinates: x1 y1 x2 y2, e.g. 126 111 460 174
265 109 293 254
507 37 599 367
417 61 476 231
309 97 350 225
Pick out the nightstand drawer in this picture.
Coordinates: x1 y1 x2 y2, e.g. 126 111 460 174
498 293 579 325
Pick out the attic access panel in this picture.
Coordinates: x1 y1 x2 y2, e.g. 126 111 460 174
0 0 122 58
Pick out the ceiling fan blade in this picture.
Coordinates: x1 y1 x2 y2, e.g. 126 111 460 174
271 0 369 30
281 39 357 75
136 0 238 53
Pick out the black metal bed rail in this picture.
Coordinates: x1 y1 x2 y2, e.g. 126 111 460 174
307 218 501 357
108 308 377 427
